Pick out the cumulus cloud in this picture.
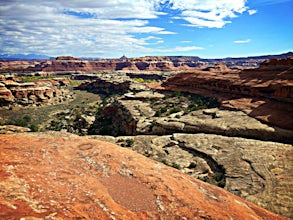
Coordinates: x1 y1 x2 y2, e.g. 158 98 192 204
0 0 249 57
234 39 251 43
168 0 248 28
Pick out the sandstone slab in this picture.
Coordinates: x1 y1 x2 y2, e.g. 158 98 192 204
0 132 287 219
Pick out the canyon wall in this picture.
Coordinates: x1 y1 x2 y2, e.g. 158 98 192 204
158 58 293 129
0 75 71 107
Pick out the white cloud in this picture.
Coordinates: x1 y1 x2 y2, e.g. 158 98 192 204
152 46 204 53
234 39 251 43
0 0 249 57
180 41 192 43
168 0 248 28
248 9 257 15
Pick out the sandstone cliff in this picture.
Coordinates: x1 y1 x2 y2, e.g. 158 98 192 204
0 56 202 73
0 132 288 219
0 76 72 107
158 58 293 129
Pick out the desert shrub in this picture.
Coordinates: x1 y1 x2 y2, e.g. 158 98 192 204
161 159 168 165
188 162 197 169
213 172 224 182
160 106 167 113
169 107 180 114
173 91 181 97
133 78 144 83
29 124 39 132
154 110 162 117
125 138 134 147
172 163 181 170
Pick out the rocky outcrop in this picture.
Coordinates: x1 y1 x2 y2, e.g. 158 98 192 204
91 97 293 143
78 77 131 95
158 58 293 129
89 99 155 136
0 125 31 133
0 132 287 219
89 133 293 218
0 76 72 107
152 108 293 143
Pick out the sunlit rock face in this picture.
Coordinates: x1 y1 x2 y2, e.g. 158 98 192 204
0 132 288 220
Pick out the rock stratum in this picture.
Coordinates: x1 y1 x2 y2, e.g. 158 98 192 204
1 52 292 73
0 75 71 107
155 58 293 130
0 132 288 220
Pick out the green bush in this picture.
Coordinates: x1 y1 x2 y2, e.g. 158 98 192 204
169 107 180 114
172 163 181 170
125 139 134 147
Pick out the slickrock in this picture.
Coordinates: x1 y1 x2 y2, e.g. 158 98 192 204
91 98 293 143
0 132 288 219
0 125 31 133
89 133 293 218
152 108 293 143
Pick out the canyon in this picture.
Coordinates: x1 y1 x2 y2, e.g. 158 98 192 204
155 58 293 130
0 55 292 219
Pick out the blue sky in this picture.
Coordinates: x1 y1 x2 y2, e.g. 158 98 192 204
0 0 292 58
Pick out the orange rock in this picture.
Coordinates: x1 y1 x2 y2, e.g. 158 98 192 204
0 132 287 219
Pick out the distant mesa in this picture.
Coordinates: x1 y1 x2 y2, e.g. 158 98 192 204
0 52 292 72
55 56 81 61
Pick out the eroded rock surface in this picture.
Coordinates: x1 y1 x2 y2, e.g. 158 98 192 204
152 108 293 143
89 133 293 218
0 76 72 107
157 58 293 129
91 97 293 143
0 132 287 219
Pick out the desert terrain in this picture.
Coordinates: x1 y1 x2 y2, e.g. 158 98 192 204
0 54 292 219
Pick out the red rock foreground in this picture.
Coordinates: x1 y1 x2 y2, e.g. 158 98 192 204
0 132 287 219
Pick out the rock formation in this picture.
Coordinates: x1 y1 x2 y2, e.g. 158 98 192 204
0 132 288 219
90 96 293 143
0 75 72 107
89 133 293 218
77 76 131 95
157 58 293 129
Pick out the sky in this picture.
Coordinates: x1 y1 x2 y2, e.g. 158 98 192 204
0 0 292 58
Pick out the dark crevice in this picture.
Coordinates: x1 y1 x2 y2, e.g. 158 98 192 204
242 158 266 181
175 139 226 188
